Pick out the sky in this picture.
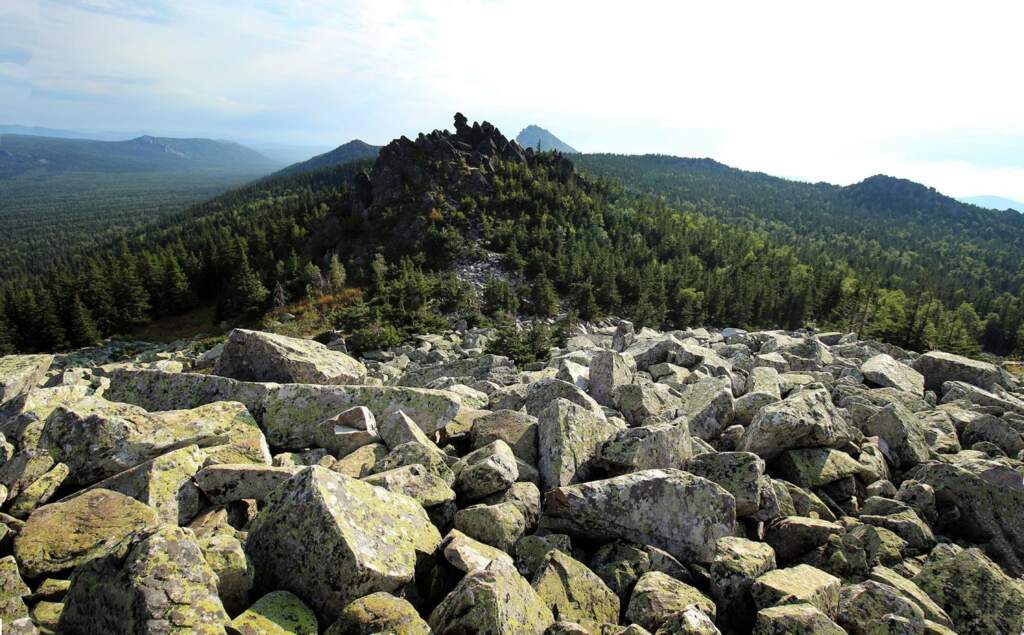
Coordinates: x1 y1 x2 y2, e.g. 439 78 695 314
3 0 1024 200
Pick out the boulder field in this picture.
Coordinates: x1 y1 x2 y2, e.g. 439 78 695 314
0 324 1022 633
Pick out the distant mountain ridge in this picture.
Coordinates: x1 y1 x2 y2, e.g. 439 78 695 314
515 124 577 153
0 133 277 176
274 140 380 177
959 195 1024 212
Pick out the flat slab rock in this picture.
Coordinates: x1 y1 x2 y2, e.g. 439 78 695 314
215 328 368 384
0 354 53 406
542 468 736 564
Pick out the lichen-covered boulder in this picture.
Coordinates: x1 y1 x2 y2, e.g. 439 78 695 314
471 409 538 465
774 447 863 489
373 441 454 485
912 351 1006 392
860 497 935 551
7 462 68 519
625 571 716 633
377 408 436 450
261 383 462 447
868 566 952 628
751 564 841 619
442 528 514 573
912 547 1024 634
77 445 205 524
613 381 683 426
14 489 160 578
531 549 619 624
765 516 843 563
600 424 692 474
230 590 318 635
198 530 253 616
312 406 380 457
654 606 721 635
589 350 636 407
911 459 1024 575
538 398 623 492
543 469 736 563
453 439 519 499
428 559 554 634
861 354 924 396
332 443 388 478
326 592 428 634
676 377 734 440
0 555 30 624
838 580 925 635
454 502 526 552
863 404 930 469
0 355 52 406
195 464 299 504
524 378 605 419
686 451 765 516
363 463 455 507
0 449 54 501
59 525 230 634
214 328 367 384
752 602 845 634
737 388 853 460
245 466 441 622
710 536 777 629
39 397 267 487
514 534 573 578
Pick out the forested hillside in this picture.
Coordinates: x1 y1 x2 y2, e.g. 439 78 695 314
0 134 280 273
274 140 380 178
1 115 1022 360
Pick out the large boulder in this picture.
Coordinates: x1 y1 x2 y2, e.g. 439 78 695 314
911 459 1024 575
861 354 924 396
737 388 853 460
0 355 52 406
59 525 230 634
531 549 619 625
471 410 538 465
676 377 734 440
428 560 554 634
710 536 777 630
245 466 440 622
327 592 428 635
862 404 930 469
537 398 622 492
589 350 636 407
753 603 845 634
912 351 1006 392
15 489 160 578
194 464 300 504
215 328 367 384
686 451 765 517
600 424 693 473
81 444 207 524
625 571 715 633
912 547 1024 634
39 397 267 486
542 469 736 563
751 564 841 619
231 590 318 635
613 381 682 426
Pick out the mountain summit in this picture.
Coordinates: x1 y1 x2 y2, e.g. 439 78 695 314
515 124 577 153
274 139 381 177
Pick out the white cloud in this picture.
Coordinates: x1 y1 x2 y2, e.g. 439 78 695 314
8 0 1024 199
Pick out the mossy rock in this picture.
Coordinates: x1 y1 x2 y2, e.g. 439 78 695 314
326 592 428 635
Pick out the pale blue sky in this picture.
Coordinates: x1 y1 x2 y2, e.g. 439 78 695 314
3 0 1024 199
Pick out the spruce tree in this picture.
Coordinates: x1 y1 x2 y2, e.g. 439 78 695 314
273 282 287 308
531 273 558 318
0 298 12 354
164 254 193 312
36 289 68 351
68 294 101 348
222 249 269 318
112 247 151 330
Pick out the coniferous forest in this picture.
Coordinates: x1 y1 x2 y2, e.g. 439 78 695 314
1 117 1022 359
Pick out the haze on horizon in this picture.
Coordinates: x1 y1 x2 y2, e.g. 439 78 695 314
3 0 1023 201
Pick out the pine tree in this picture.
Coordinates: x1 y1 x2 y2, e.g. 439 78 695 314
79 258 117 333
68 294 100 348
328 254 346 293
304 262 325 300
